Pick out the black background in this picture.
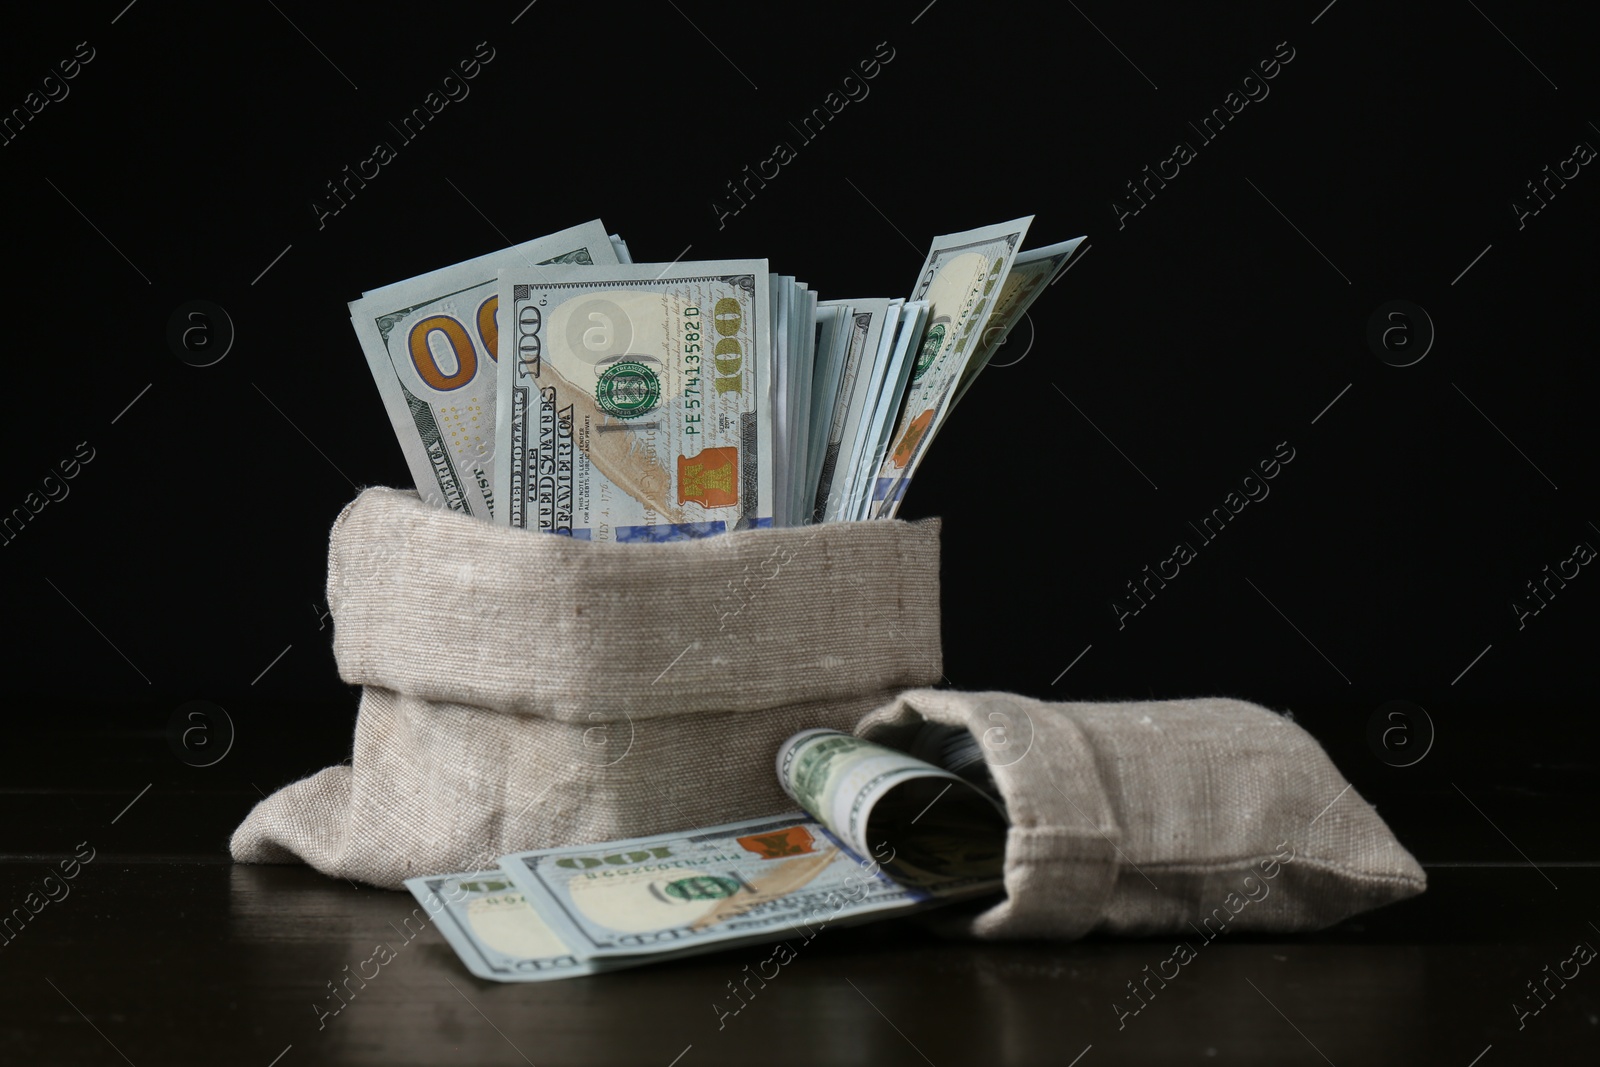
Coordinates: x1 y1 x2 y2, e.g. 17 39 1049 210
2 0 1595 869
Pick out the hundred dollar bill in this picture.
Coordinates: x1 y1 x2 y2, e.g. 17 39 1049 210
404 871 642 982
816 298 898 522
788 286 820 526
492 261 774 541
498 813 925 958
769 276 793 527
349 220 621 518
768 276 815 526
949 236 1086 410
800 304 850 522
848 301 928 520
777 729 1008 888
867 216 1033 518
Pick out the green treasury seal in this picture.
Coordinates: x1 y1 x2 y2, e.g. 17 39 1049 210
595 360 662 418
910 323 945 382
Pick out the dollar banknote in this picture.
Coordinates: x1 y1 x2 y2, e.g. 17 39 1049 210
815 298 898 522
800 304 851 521
498 813 927 958
492 261 774 541
777 729 1008 888
949 236 1086 410
348 220 621 518
866 217 1033 518
835 301 924 520
788 286 820 525
768 276 819 527
848 301 929 520
413 728 1011 981
403 871 643 982
770 276 796 527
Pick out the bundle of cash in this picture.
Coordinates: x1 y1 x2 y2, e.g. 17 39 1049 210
406 731 1009 981
350 218 1084 537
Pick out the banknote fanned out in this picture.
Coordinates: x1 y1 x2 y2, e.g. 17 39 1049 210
868 217 1033 518
353 216 1087 530
949 236 1086 410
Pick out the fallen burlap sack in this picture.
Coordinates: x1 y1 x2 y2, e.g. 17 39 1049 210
229 487 945 889
232 486 1424 936
857 689 1426 938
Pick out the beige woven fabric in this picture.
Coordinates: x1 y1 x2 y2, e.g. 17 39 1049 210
232 487 1425 938
229 487 945 889
856 689 1426 939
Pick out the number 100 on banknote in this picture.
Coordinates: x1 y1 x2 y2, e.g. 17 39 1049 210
493 262 775 542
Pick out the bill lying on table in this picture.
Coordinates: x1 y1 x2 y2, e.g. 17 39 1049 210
406 727 1011 980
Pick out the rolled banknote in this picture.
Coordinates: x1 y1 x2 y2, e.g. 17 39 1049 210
348 220 621 518
493 261 774 540
777 728 1008 888
908 720 999 788
498 814 925 958
868 216 1033 518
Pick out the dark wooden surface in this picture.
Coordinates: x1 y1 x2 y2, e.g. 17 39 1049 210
2 712 1595 1066
4 859 1597 1065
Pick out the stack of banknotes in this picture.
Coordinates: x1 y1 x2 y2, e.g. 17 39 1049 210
405 729 1009 981
350 217 1084 537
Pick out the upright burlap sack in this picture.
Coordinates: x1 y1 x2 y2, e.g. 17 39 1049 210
230 487 944 889
856 689 1426 939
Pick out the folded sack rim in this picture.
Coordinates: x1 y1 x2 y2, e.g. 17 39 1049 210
324 486 944 721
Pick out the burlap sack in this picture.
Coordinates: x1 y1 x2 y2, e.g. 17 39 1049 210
229 487 945 889
233 487 1424 938
856 689 1426 939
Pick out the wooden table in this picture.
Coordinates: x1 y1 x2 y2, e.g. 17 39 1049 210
3 711 1593 1065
